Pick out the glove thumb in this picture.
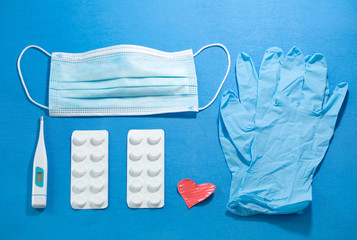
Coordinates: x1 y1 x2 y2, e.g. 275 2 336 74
219 90 255 167
220 90 255 131
323 82 348 129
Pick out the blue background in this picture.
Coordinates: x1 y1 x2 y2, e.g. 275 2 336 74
1 1 356 239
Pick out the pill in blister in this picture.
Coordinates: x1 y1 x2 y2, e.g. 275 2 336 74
129 179 143 193
91 133 105 146
129 195 143 207
72 165 87 178
129 149 143 161
90 181 105 193
147 180 161 193
72 196 87 208
147 163 161 177
73 134 87 146
72 151 86 162
90 149 105 162
129 132 143 145
147 134 161 145
148 195 161 207
90 195 105 208
147 149 161 161
90 164 105 178
72 180 87 193
129 164 143 177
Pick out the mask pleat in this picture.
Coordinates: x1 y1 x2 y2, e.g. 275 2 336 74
55 54 193 81
55 85 192 98
55 95 197 109
53 77 191 90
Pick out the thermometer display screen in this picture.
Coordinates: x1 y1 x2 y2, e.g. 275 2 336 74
37 172 43 183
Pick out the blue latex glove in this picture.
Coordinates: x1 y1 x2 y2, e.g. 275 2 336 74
219 47 348 216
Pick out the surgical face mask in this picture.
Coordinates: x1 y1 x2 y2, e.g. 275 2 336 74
17 44 230 117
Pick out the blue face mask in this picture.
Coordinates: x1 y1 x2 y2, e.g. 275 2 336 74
17 44 230 116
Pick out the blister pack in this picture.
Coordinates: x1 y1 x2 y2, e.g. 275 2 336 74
71 130 108 209
127 129 165 208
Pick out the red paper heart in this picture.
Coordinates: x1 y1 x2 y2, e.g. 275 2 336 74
178 179 216 209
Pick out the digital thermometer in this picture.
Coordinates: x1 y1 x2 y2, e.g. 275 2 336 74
32 116 47 208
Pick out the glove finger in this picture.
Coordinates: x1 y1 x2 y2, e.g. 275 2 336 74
236 52 258 116
305 54 330 106
322 82 348 129
276 47 305 103
303 83 347 167
300 54 328 111
257 47 283 116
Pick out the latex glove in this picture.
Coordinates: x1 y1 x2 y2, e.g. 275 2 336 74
219 47 347 216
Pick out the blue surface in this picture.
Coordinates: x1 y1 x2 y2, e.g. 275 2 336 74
1 1 356 239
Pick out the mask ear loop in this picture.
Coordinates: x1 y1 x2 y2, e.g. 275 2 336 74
194 43 231 111
17 45 51 110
